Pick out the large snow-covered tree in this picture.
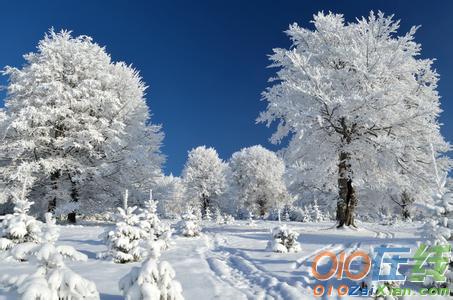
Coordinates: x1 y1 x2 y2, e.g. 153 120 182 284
258 12 451 227
229 145 289 217
0 30 164 222
181 146 227 215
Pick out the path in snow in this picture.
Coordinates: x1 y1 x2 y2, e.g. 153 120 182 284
0 220 428 300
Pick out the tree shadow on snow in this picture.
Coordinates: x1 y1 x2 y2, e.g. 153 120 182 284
100 293 123 300
59 238 104 246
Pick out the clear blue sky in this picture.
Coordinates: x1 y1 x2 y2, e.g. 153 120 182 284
0 0 452 175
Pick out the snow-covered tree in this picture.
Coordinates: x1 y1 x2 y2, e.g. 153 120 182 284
138 197 172 250
204 207 212 222
223 214 235 225
258 11 451 227
99 195 147 263
266 225 301 253
229 145 290 217
1 213 99 299
119 243 184 300
176 207 201 237
421 175 453 294
311 199 323 222
153 175 186 219
181 146 227 215
0 180 44 252
0 29 164 222
214 208 224 224
302 206 312 223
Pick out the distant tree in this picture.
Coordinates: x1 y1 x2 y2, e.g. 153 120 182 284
0 30 164 222
153 175 186 218
258 12 451 227
229 145 289 217
181 146 227 215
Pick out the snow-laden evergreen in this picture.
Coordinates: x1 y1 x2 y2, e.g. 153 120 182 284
119 243 184 300
223 214 235 225
214 208 224 225
99 193 148 263
258 11 451 227
421 176 453 293
266 225 301 253
177 208 201 237
138 196 172 250
182 146 228 215
229 145 290 217
0 29 164 221
423 178 453 244
1 214 99 299
0 181 44 251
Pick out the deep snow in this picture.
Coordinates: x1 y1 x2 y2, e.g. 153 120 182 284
0 220 447 299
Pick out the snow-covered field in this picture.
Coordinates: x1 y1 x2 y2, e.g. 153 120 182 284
0 220 436 300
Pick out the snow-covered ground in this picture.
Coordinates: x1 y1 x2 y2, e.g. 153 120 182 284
0 220 444 299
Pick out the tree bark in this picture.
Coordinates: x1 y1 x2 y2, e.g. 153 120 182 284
48 171 59 212
336 152 357 228
67 178 78 224
201 194 209 217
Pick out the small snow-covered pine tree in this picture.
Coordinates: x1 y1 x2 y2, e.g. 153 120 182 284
266 225 301 253
119 244 184 300
138 198 172 250
0 180 44 252
214 208 224 225
312 200 323 223
204 208 212 222
421 176 453 293
302 206 312 223
99 194 147 263
223 214 235 225
177 208 201 237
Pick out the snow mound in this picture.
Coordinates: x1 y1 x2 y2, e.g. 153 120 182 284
266 225 301 253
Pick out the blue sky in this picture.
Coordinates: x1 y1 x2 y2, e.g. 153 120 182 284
0 0 452 175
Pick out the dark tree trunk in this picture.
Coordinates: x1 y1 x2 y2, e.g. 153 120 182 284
48 170 59 212
256 196 267 217
400 191 413 220
67 179 78 224
336 152 357 228
201 194 209 217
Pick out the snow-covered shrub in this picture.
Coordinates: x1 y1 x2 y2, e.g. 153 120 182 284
1 214 100 299
214 208 224 225
223 214 235 225
99 206 147 263
266 225 301 253
80 211 115 223
177 208 201 237
311 200 324 222
246 211 255 225
368 263 401 300
203 208 212 222
4 245 98 299
119 244 184 300
139 199 172 250
0 182 46 254
302 206 312 223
